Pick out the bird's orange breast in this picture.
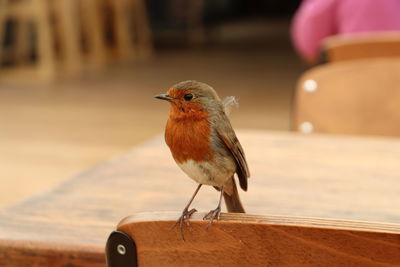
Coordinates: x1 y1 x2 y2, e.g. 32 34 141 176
165 106 213 163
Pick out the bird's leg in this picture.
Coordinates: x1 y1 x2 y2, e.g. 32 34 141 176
203 186 224 227
173 184 202 240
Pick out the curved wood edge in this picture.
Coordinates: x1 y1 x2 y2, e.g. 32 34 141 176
117 212 400 265
322 32 400 50
117 211 400 234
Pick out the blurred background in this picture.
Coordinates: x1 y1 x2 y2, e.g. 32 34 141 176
1 0 399 208
0 0 304 207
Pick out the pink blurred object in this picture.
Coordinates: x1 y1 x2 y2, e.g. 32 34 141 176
291 0 400 63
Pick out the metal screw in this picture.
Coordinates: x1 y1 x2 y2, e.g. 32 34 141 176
303 79 317 92
117 244 126 255
300 121 314 134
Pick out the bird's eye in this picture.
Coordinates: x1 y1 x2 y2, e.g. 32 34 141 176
183 93 193 101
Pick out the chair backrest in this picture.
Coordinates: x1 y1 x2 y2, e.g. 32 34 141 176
106 211 400 266
322 32 400 63
293 58 400 136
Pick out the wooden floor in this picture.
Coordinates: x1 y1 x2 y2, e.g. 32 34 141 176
0 22 305 207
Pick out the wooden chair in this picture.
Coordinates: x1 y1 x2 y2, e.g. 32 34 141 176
0 0 56 78
79 0 153 67
112 0 153 59
0 0 152 81
106 212 400 266
293 58 400 136
322 32 400 63
0 0 82 79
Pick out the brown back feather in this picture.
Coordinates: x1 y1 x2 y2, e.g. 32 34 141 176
215 116 250 191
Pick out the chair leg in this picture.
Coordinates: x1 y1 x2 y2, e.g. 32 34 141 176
14 20 30 64
53 0 82 75
112 0 135 60
80 0 107 67
132 0 153 59
34 0 56 79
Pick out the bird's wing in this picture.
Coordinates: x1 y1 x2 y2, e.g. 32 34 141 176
215 115 250 191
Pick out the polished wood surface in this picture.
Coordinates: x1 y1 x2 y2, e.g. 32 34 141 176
294 58 400 136
0 130 399 265
323 32 400 63
118 212 400 266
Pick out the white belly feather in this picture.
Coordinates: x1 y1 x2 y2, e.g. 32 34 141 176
177 158 235 187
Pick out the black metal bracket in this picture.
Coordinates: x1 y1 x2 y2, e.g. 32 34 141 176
105 230 138 267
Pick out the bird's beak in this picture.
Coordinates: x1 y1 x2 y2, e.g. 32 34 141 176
154 94 174 101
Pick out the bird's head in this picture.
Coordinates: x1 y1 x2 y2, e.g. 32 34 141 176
155 80 223 119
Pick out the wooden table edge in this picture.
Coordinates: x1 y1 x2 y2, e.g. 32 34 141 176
0 238 104 252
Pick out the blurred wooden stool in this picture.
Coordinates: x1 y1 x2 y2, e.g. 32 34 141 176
322 32 400 63
79 0 153 67
0 0 153 81
110 0 153 59
293 58 400 136
0 0 82 80
0 0 55 79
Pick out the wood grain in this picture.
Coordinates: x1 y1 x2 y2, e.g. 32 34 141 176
118 212 400 266
323 32 400 63
0 240 104 267
294 58 400 136
0 131 399 265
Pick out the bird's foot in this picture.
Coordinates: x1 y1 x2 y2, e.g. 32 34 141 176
173 208 197 240
203 206 221 227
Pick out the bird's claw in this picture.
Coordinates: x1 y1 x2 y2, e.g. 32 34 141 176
173 208 197 240
203 206 221 227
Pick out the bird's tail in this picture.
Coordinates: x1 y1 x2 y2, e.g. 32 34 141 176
223 178 245 213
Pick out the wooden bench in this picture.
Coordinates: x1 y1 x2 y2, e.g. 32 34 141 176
0 130 399 265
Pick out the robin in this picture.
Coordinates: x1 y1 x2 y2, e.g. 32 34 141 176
155 80 250 237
